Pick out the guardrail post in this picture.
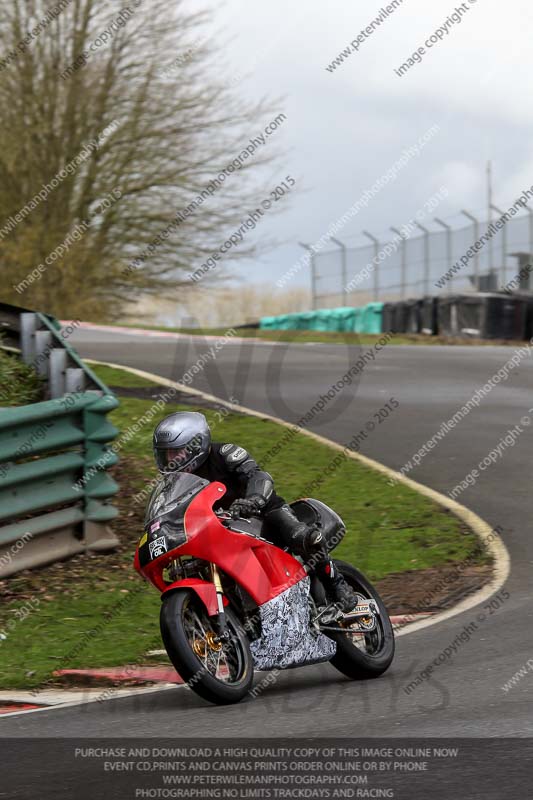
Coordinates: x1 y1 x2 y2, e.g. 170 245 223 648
33 330 53 377
49 349 68 398
83 394 120 551
20 312 38 363
66 368 86 394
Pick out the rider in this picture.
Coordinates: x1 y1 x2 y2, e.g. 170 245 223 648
152 411 357 612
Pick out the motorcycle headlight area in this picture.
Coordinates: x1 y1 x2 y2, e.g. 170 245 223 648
140 518 187 565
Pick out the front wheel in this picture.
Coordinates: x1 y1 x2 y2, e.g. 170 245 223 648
160 590 254 705
327 560 395 680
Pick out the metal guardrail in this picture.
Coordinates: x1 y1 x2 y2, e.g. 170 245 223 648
0 303 120 577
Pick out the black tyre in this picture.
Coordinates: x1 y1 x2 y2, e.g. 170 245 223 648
160 590 254 705
327 560 395 679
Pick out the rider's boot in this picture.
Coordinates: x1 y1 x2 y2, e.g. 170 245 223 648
313 558 359 613
263 504 316 551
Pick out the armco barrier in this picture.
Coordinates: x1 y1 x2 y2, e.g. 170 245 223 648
0 303 120 577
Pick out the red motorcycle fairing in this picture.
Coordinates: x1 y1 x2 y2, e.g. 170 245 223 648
161 578 228 617
135 481 307 607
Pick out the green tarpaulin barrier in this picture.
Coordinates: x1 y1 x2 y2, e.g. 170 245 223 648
362 302 384 334
259 303 384 334
259 316 278 330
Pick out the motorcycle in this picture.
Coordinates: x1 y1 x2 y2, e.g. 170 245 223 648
134 472 395 705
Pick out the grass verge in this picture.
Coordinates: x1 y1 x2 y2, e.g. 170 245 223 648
98 322 526 347
0 363 489 689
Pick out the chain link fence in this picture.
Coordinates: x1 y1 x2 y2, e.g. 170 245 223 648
311 208 533 309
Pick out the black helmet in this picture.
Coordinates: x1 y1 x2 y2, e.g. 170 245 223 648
153 412 211 474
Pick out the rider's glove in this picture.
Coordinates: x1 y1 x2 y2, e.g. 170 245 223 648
229 496 266 519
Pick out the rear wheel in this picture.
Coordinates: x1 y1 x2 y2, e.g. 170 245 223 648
160 590 254 705
327 560 395 679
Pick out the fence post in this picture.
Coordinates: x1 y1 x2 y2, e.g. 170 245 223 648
435 218 453 294
299 242 317 309
363 231 380 301
521 206 533 290
461 210 480 291
331 237 347 306
415 222 430 296
390 227 406 299
491 204 507 288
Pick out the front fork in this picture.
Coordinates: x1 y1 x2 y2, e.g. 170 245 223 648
210 563 231 641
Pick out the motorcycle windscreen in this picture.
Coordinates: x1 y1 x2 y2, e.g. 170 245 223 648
139 473 210 564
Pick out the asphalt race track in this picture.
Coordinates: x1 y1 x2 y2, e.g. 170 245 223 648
3 327 533 739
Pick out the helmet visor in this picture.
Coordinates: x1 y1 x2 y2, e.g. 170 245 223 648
155 436 203 473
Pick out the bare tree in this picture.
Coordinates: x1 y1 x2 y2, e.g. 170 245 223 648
0 0 283 319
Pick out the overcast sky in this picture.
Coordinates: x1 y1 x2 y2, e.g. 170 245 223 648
199 0 533 291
